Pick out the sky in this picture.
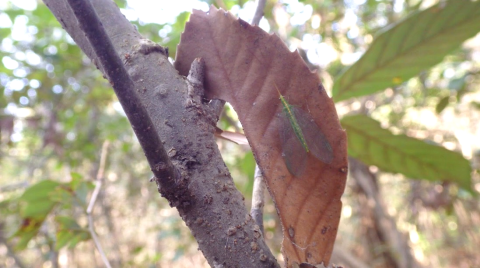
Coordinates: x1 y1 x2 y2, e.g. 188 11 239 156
123 0 210 25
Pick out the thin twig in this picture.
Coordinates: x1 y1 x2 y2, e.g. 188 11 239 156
87 141 111 268
209 99 226 120
250 165 265 234
249 0 268 236
252 0 267 26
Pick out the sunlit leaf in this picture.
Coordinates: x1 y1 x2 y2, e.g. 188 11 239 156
332 0 480 102
341 114 472 191
21 200 56 219
18 180 60 204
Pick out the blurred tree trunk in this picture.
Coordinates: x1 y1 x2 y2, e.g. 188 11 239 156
350 157 418 268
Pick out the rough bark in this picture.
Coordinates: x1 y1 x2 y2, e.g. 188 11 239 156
43 0 278 267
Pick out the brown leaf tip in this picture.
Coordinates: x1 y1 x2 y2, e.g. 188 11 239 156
239 18 249 29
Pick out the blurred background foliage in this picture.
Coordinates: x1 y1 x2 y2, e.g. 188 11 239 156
0 0 479 267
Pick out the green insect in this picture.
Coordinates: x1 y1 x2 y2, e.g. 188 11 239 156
275 84 334 177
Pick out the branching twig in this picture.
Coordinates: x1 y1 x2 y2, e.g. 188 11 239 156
252 0 267 26
87 141 111 268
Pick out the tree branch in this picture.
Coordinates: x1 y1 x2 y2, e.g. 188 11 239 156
64 0 175 184
44 0 278 266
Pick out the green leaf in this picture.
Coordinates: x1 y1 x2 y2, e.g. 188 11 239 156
49 184 76 206
237 151 255 180
49 175 93 208
332 0 480 102
10 218 44 250
74 181 92 206
68 172 94 206
18 180 60 220
70 172 83 182
12 227 39 250
56 216 82 229
68 232 90 249
160 11 190 58
19 180 61 202
21 200 56 219
435 96 450 114
56 229 75 250
11 181 63 249
235 151 256 196
341 115 472 191
55 216 90 250
131 246 144 254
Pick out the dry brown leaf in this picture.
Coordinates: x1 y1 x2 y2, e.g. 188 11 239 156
175 6 348 267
